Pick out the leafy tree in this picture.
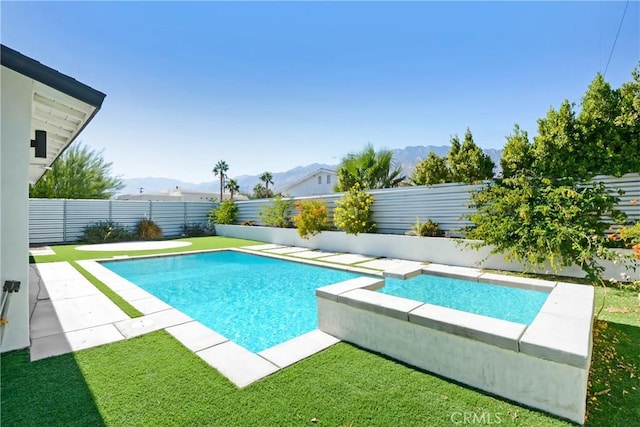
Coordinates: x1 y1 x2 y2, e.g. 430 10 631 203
577 73 623 176
578 71 640 177
532 100 580 178
616 65 640 135
409 152 451 185
29 143 123 199
225 178 240 200
252 183 273 199
615 67 640 174
336 143 405 191
500 124 533 178
448 129 495 183
530 66 640 179
259 171 274 194
212 160 229 201
447 135 461 166
466 175 626 282
467 65 640 286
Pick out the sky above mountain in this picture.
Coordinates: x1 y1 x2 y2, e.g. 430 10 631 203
2 2 638 183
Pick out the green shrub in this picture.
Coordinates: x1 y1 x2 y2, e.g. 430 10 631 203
82 220 132 243
259 195 294 228
465 176 625 282
181 222 214 237
294 199 329 239
136 218 163 240
406 218 442 237
209 200 238 225
333 183 375 235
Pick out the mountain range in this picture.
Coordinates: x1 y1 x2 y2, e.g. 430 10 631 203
119 145 502 196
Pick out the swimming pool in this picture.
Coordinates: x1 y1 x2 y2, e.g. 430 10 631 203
101 251 362 352
381 275 549 325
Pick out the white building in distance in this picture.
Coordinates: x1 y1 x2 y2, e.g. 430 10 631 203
117 187 247 202
279 168 337 197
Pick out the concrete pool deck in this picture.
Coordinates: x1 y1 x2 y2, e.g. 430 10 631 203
27 242 594 417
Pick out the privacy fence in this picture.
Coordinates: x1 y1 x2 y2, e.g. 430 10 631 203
29 199 214 244
29 173 639 244
233 173 640 236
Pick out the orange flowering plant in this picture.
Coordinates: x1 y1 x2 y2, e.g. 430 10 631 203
293 199 329 239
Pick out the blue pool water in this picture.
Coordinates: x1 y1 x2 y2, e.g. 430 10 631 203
381 275 549 325
101 251 361 352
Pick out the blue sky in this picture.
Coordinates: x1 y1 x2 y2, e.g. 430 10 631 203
2 1 638 183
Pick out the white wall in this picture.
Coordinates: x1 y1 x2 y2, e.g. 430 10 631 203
318 297 588 424
1 67 33 351
215 225 637 280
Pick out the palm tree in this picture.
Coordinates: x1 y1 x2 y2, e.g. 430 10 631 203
336 143 405 191
225 178 240 200
212 160 229 201
259 171 274 194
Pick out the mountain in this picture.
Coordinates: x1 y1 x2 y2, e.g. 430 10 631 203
118 163 336 196
119 145 502 195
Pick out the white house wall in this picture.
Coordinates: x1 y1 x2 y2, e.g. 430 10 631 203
282 172 336 197
1 67 33 351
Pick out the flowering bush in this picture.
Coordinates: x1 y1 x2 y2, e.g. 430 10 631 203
334 183 375 235
466 176 626 282
293 199 329 239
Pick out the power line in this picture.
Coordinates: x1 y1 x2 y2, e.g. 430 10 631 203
603 0 630 77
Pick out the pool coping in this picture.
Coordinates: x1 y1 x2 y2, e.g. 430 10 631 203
316 265 594 369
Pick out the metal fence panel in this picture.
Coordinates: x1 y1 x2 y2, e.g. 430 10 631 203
232 174 639 236
28 173 639 244
185 202 216 227
29 199 64 244
65 199 111 242
148 202 186 237
595 173 640 223
28 199 215 244
233 183 480 235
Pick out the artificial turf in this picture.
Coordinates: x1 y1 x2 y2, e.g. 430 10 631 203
8 236 638 426
2 332 572 426
30 236 262 264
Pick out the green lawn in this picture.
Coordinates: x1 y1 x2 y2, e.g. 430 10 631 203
3 333 573 426
30 236 262 264
4 237 638 426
